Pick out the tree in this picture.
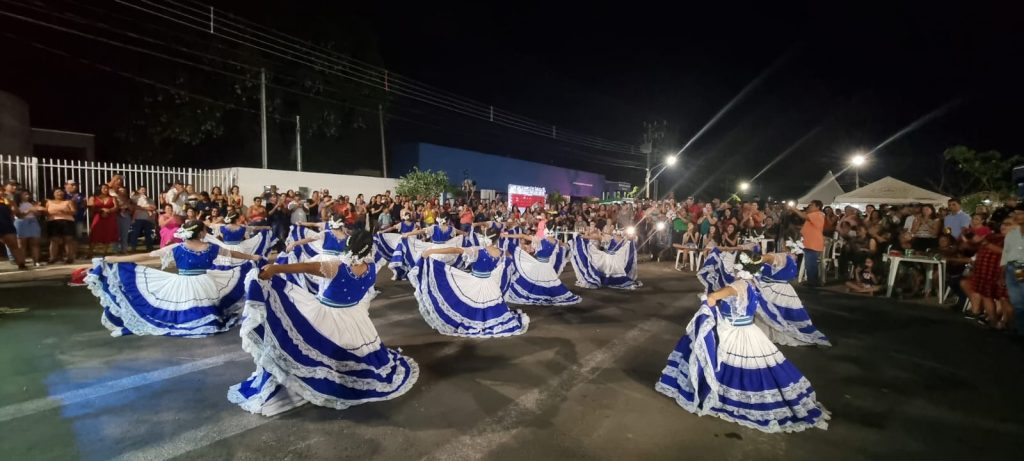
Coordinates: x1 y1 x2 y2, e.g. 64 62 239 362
547 191 566 207
943 145 1021 196
394 168 450 199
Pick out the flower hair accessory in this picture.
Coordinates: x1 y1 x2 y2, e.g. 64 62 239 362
736 270 754 280
328 218 346 230
173 223 199 240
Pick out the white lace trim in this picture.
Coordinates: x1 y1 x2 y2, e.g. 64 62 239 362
86 261 242 337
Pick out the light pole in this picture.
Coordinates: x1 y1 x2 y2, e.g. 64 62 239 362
850 153 866 188
738 181 750 193
643 154 678 199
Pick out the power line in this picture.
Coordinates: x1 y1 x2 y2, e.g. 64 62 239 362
0 0 646 169
114 0 643 155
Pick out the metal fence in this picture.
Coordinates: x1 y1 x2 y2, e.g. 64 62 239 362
1 155 235 202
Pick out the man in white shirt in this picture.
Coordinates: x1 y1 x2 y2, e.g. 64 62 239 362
165 181 186 215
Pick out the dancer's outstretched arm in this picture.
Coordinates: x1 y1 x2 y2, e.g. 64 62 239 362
421 247 469 259
259 261 325 280
705 285 738 306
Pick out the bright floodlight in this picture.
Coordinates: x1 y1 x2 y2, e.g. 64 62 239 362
787 200 796 207
656 221 666 231
850 154 866 167
626 226 636 236
739 182 750 191
664 155 678 166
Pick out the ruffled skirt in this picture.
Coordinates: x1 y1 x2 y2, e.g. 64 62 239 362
208 230 277 267
569 236 641 289
86 260 254 337
655 303 830 433
228 272 418 416
505 246 581 306
409 256 529 337
756 283 831 347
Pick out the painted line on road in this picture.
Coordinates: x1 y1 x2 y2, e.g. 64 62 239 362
0 350 248 423
108 412 274 461
423 317 670 461
0 308 424 424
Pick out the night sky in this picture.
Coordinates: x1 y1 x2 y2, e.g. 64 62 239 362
3 1 1021 199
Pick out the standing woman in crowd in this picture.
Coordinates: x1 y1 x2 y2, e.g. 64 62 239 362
1 180 27 269
114 187 134 254
45 188 78 264
15 191 45 266
247 197 268 226
911 204 941 251
158 204 183 247
227 185 244 210
88 184 119 257
967 217 1012 330
721 222 741 249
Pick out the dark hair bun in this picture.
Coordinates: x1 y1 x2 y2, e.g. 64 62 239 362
180 219 208 240
347 229 373 259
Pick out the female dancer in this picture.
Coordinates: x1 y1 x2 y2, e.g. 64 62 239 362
404 216 466 243
501 230 580 306
569 228 641 290
229 230 418 416
206 212 276 266
87 184 119 257
375 212 419 280
411 232 529 337
698 247 830 347
655 259 830 433
276 218 350 292
86 220 263 337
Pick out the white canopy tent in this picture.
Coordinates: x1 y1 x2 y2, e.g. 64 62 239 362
797 171 845 207
834 176 950 207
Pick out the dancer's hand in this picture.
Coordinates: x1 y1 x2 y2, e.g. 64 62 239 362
284 243 295 252
258 265 275 280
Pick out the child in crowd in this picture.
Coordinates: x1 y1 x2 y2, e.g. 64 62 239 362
846 257 882 295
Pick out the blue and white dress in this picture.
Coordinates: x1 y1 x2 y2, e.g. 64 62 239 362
428 224 457 242
655 279 830 433
207 225 277 267
500 224 523 254
86 243 256 337
569 235 641 290
411 247 529 337
697 249 830 347
229 258 418 416
389 235 471 283
506 237 581 306
373 221 419 280
276 228 350 293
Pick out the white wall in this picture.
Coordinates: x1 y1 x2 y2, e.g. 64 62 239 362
228 167 399 201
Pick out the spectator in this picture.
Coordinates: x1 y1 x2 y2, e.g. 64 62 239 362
128 186 156 252
1 180 27 269
911 204 941 251
164 181 186 215
64 179 86 240
845 257 882 295
114 187 134 254
14 190 44 266
247 197 268 226
206 206 225 226
158 204 182 247
45 188 78 264
1002 211 1024 335
966 217 1011 330
227 185 244 209
791 200 825 287
822 206 838 236
87 184 119 258
943 198 971 240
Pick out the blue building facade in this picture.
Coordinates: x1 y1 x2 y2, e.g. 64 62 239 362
391 143 606 198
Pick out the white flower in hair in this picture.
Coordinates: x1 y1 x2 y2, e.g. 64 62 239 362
173 225 197 240
739 253 753 264
733 263 745 272
736 270 754 280
328 218 346 229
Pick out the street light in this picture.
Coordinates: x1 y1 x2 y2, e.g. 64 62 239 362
739 181 750 192
644 153 678 199
850 152 867 188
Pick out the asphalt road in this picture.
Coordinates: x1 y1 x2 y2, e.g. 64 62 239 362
1 262 1022 461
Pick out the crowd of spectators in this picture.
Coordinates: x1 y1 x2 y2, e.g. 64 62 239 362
3 172 1024 336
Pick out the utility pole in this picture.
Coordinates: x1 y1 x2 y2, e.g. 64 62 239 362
641 120 666 199
295 115 302 171
260 68 268 169
379 104 387 178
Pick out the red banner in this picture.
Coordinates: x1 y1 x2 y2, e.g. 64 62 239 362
510 193 545 210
